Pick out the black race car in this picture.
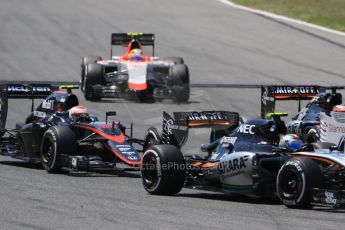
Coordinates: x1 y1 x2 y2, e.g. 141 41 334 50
141 111 345 209
81 33 190 102
142 111 287 197
0 82 144 173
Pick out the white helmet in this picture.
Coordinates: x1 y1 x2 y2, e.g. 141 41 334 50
69 105 89 122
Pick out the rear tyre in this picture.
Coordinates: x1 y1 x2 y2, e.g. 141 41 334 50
141 145 186 195
143 127 162 151
170 64 190 103
81 56 102 92
163 57 184 64
277 158 322 209
84 62 104 101
40 126 77 173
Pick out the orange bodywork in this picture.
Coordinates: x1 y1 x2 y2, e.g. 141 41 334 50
288 154 342 168
119 41 153 63
127 82 147 91
74 124 126 143
187 120 232 128
274 94 315 100
191 161 219 168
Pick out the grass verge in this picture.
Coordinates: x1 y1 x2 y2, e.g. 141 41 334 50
230 0 345 32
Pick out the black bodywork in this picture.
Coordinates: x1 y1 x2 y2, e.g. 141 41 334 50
143 111 345 208
0 83 144 172
144 111 289 196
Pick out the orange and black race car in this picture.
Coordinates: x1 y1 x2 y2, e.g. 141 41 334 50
0 82 144 173
80 33 189 102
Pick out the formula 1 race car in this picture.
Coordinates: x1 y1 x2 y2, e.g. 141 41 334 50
141 111 345 209
80 33 190 102
0 82 144 173
261 85 345 145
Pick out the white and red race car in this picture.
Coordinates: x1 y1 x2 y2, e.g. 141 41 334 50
320 105 345 147
81 33 189 102
260 85 345 146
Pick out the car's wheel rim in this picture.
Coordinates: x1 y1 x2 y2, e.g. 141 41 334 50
280 170 302 198
144 137 157 150
142 152 159 188
42 138 54 165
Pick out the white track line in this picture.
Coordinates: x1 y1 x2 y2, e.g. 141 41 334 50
217 0 345 37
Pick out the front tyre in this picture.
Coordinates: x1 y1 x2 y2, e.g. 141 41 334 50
84 62 104 101
163 57 184 64
276 158 322 209
141 145 186 195
40 126 77 173
170 64 190 103
81 56 102 92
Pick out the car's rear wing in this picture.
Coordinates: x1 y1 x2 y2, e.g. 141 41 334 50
162 111 239 148
5 83 58 98
111 33 155 46
0 81 79 129
111 33 155 57
261 85 323 119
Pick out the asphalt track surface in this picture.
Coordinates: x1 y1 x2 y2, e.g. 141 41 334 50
1 0 345 229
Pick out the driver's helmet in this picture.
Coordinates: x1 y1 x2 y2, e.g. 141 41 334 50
279 134 303 150
69 105 90 122
313 93 330 108
128 48 143 60
327 93 342 110
313 92 342 113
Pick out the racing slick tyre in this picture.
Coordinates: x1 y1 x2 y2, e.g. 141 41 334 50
170 64 190 103
163 57 184 64
277 158 323 209
143 127 162 151
84 62 105 101
81 56 102 92
40 126 77 173
141 145 186 195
